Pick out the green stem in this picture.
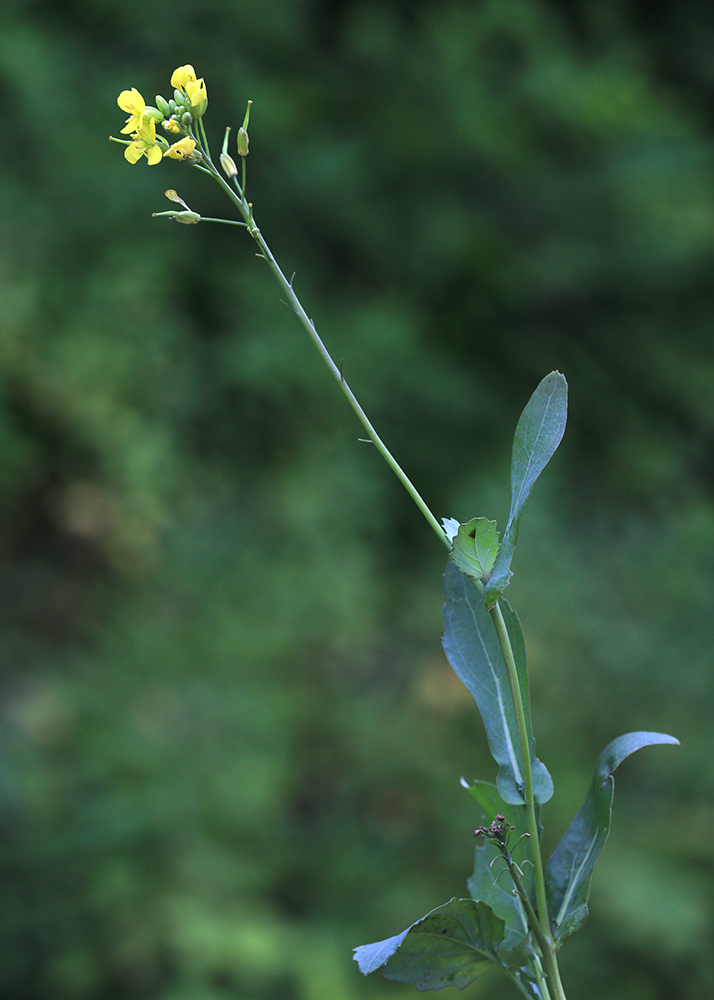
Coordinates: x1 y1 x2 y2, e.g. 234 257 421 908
489 601 568 1000
199 156 449 550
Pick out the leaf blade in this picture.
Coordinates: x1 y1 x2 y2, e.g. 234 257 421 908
484 372 567 608
450 517 501 583
353 898 505 991
545 731 680 945
442 561 553 805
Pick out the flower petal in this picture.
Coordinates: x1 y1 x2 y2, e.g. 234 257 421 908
117 87 145 115
146 145 164 165
171 65 196 90
163 137 197 159
185 78 207 107
124 142 144 164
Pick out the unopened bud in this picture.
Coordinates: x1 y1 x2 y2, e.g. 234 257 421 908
155 95 172 117
220 152 238 178
181 111 193 127
173 211 201 224
143 105 164 121
237 127 249 157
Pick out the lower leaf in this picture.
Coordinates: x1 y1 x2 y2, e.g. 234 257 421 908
354 898 505 991
545 731 679 946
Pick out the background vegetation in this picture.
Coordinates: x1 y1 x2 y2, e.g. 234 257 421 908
1 1 713 998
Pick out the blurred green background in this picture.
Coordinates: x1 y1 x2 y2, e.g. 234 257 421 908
1 1 713 998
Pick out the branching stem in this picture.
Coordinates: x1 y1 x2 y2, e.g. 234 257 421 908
489 602 568 1000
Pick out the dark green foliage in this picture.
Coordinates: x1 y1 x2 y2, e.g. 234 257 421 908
484 372 568 608
354 898 505 989
1 1 714 999
442 564 553 806
545 732 680 947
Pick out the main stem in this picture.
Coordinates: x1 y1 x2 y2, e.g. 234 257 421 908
200 155 450 551
182 127 569 997
489 602 567 1000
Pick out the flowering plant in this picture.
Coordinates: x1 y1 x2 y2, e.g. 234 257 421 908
111 66 679 1000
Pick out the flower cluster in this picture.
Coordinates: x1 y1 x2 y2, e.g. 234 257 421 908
112 65 206 166
474 813 515 847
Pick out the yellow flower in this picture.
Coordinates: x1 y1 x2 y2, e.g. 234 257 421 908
163 136 197 160
118 87 147 134
124 118 163 165
185 78 207 107
171 65 197 90
170 64 207 108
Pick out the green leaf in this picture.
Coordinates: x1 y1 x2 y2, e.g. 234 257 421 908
484 372 567 609
353 898 505 990
442 561 553 805
451 517 501 583
464 781 531 950
545 731 680 945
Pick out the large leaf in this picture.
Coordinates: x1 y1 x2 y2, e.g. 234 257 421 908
545 731 680 945
353 898 505 990
464 780 532 950
484 372 567 609
443 561 553 805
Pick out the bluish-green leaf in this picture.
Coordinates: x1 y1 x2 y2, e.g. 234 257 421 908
484 372 567 609
464 780 531 950
443 561 553 805
353 898 505 990
545 731 680 945
451 517 501 584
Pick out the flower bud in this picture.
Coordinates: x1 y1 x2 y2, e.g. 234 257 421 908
181 111 193 127
173 211 201 224
237 127 249 157
220 152 238 178
143 105 164 121
155 95 172 116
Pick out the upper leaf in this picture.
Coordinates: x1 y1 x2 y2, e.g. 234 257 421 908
545 731 680 945
484 372 567 609
353 897 505 990
442 561 553 805
450 517 500 583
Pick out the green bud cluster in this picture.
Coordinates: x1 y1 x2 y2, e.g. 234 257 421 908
155 94 172 117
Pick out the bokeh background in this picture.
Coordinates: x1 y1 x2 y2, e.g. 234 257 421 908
2 1 713 998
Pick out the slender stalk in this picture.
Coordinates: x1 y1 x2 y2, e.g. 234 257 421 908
168 120 568 995
489 602 567 1000
198 155 449 549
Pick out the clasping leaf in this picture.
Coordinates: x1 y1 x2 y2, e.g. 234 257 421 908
442 561 553 805
450 517 500 583
484 372 567 609
545 731 680 945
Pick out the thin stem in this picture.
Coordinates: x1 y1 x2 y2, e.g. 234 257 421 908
503 965 552 1000
197 115 212 160
199 156 449 549
489 601 568 1000
199 217 248 226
